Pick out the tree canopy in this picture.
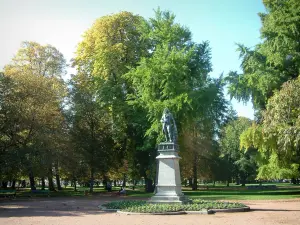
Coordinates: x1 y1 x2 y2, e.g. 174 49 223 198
241 78 300 179
228 0 300 181
226 0 300 111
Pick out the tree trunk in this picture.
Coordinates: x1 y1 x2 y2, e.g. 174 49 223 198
188 178 193 187
21 180 26 188
89 168 94 193
235 176 240 185
48 167 55 191
226 179 230 187
145 178 154 192
73 178 77 191
1 181 8 189
17 180 22 189
41 177 45 190
29 172 36 190
192 152 198 190
122 174 126 187
11 180 16 189
55 174 62 190
240 174 246 187
55 162 62 190
114 180 117 187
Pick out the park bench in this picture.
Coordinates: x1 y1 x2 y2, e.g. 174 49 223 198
30 189 50 197
0 189 16 198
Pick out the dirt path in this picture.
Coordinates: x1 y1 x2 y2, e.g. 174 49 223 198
0 197 299 225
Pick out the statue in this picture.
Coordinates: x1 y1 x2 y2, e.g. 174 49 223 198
160 108 177 143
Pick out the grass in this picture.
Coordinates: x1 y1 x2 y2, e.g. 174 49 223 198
2 183 299 200
182 184 300 200
196 194 300 200
125 183 300 200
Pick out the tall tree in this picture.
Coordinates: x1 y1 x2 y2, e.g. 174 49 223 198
5 41 66 78
69 73 114 192
241 78 300 181
226 0 300 112
220 117 257 186
73 11 150 176
127 9 228 190
126 9 213 137
1 42 67 190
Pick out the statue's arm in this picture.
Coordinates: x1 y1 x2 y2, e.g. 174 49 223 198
160 114 164 122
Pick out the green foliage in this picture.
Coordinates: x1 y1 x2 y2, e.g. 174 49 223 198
126 10 229 189
220 117 257 184
73 11 155 189
68 71 115 191
126 9 214 136
0 42 67 187
74 11 148 142
125 10 228 174
226 0 300 110
225 0 300 180
260 0 300 68
5 41 66 79
240 78 300 179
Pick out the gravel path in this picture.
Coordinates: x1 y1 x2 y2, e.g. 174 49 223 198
0 197 299 225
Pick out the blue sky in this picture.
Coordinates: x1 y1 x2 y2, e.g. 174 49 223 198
0 0 265 119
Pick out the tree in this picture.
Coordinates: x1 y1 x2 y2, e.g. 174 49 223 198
127 9 228 190
69 72 115 192
226 0 300 111
126 9 213 137
73 12 150 181
5 41 66 79
0 42 67 190
220 117 257 186
74 11 147 141
225 0 300 182
241 78 300 181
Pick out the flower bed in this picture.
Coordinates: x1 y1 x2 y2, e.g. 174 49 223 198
101 199 247 213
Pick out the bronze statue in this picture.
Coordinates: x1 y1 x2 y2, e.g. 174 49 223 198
160 108 177 143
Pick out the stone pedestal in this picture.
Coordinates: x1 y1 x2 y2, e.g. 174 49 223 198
149 142 189 204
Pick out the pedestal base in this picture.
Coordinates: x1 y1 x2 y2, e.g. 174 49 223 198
149 194 190 204
149 143 189 204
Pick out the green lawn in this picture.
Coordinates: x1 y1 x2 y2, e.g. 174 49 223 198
126 183 300 200
181 183 300 200
194 194 300 200
3 183 300 200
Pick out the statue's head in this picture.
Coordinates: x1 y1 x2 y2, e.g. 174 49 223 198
163 108 169 114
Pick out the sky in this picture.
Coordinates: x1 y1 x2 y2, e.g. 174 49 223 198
0 0 266 119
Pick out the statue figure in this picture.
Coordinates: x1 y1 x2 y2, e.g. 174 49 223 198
160 108 177 143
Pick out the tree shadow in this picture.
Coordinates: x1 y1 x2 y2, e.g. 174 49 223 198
0 197 118 218
0 207 115 217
